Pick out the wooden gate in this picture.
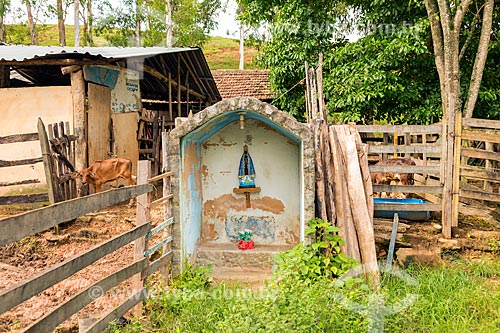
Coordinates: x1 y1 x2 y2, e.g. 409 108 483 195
37 118 77 204
457 116 500 205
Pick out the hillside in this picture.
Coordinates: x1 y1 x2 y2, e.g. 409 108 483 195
3 24 259 70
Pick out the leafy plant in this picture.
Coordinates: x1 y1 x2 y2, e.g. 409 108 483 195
169 261 213 290
272 218 357 284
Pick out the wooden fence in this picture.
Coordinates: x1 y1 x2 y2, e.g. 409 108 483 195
458 116 500 205
0 158 174 333
0 129 46 205
357 124 444 209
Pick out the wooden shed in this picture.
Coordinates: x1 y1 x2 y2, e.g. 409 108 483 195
0 45 220 199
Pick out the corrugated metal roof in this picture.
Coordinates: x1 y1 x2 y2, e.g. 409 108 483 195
0 45 193 61
0 45 221 103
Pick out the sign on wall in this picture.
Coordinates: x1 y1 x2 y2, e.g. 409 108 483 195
84 65 141 114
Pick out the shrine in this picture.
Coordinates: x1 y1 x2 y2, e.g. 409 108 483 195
169 97 315 274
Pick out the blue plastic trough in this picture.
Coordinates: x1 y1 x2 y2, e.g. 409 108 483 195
373 198 431 221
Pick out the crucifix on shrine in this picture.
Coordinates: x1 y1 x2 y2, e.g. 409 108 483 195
233 144 260 208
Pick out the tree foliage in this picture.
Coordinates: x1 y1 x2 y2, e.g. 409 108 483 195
95 0 221 47
240 0 499 124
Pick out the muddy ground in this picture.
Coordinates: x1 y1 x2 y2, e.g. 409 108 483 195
0 202 165 333
1 200 500 332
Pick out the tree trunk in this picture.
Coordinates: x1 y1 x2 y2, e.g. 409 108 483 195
74 0 80 47
0 0 6 43
87 0 93 46
134 0 140 46
238 3 244 70
165 0 173 47
57 0 66 46
25 0 36 45
464 0 494 118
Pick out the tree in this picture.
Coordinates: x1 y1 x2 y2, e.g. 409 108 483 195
24 0 36 45
238 0 350 120
57 0 66 46
74 0 79 46
95 0 221 47
0 0 9 42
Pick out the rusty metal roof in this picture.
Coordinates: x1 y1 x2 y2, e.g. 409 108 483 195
0 45 221 102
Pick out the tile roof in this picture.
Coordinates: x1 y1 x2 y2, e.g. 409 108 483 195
211 70 274 101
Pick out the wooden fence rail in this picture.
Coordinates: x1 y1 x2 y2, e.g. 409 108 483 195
0 129 48 204
0 164 175 333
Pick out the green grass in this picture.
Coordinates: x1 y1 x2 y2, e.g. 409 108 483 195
110 258 500 333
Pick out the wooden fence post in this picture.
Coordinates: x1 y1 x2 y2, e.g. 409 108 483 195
451 112 462 228
38 118 57 205
132 160 151 316
71 69 87 197
160 131 172 283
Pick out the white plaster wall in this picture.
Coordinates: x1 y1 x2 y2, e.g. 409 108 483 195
0 86 73 190
201 119 301 245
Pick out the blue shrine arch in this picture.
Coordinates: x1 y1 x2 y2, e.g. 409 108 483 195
169 97 315 270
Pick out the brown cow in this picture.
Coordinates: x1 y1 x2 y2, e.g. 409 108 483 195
371 158 416 198
73 158 136 193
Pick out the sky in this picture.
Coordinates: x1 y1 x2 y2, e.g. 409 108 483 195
7 0 241 38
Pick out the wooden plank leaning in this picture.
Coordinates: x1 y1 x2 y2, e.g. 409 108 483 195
0 184 153 246
0 224 151 315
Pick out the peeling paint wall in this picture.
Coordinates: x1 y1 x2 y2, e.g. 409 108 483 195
201 119 300 245
169 97 315 269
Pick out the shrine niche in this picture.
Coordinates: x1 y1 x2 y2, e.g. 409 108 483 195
169 97 315 271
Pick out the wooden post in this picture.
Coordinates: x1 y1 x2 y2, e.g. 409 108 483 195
441 98 456 239
305 62 311 122
314 121 327 220
177 55 181 117
168 72 173 122
0 65 9 88
484 141 493 193
451 112 462 228
71 69 87 197
329 126 361 264
160 131 171 283
132 160 151 316
316 53 327 122
38 118 57 205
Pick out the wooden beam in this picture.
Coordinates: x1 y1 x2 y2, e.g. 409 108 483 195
356 124 442 134
367 145 442 154
84 288 147 333
0 179 40 187
61 65 82 75
369 165 441 174
462 117 500 130
22 258 148 333
460 166 500 182
0 225 150 315
460 189 500 203
0 184 153 246
179 53 209 96
372 184 443 194
0 193 48 205
0 133 38 144
461 147 500 162
0 157 43 167
132 160 151 316
462 128 500 144
141 64 205 100
71 69 87 196
38 118 58 205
